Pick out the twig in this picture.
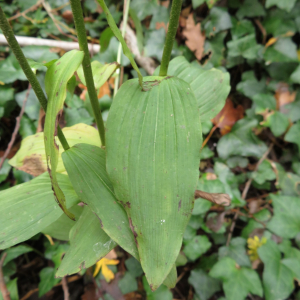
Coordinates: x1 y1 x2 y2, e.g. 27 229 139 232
20 275 81 300
8 0 43 21
254 19 267 44
0 34 99 53
201 125 217 149
0 84 31 170
62 277 69 300
194 190 231 206
226 143 274 246
0 253 10 300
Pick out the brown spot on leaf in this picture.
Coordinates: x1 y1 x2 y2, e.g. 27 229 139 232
129 217 138 247
178 199 182 211
18 155 47 176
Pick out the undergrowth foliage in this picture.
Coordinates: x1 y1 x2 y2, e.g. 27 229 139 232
0 0 300 299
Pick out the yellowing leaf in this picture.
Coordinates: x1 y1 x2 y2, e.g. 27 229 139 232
247 236 267 261
93 257 119 282
9 124 100 176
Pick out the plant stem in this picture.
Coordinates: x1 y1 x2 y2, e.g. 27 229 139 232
70 0 106 146
159 0 182 76
114 0 130 97
97 0 143 89
0 7 70 151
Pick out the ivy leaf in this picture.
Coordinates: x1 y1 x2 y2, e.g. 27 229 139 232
236 0 265 19
145 28 166 61
142 276 173 300
265 0 296 12
183 235 212 261
285 121 300 154
188 269 221 300
217 118 268 159
290 64 300 84
250 160 276 185
204 7 232 37
218 237 251 267
258 239 298 300
267 194 300 238
209 257 263 300
39 267 60 297
237 71 267 98
231 18 255 40
204 32 227 67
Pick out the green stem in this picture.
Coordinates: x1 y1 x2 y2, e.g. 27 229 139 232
70 0 106 146
159 0 182 76
0 7 70 151
114 0 131 97
97 0 143 89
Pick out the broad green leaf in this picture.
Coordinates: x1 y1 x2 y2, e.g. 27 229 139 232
1 245 33 266
42 205 83 241
183 235 212 261
154 56 230 122
162 264 177 289
56 206 115 277
217 118 268 159
218 237 251 267
285 121 300 154
77 61 119 90
209 257 263 300
39 267 60 297
62 143 139 259
61 143 176 287
266 0 296 12
188 269 221 300
9 123 100 176
258 240 296 300
0 173 79 250
44 50 84 220
106 76 202 290
267 194 300 238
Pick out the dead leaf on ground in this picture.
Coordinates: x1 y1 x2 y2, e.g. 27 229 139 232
275 82 296 111
212 98 244 135
81 283 97 300
206 211 226 232
182 13 205 60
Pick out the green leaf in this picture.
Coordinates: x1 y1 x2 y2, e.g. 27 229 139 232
250 160 276 185
210 257 263 300
0 173 79 250
56 206 115 277
236 0 265 19
192 199 212 215
9 123 100 176
106 76 202 290
217 118 268 159
149 5 169 30
129 8 144 53
155 56 231 122
266 0 296 12
0 159 11 184
130 0 157 20
252 93 276 114
204 7 232 36
218 237 251 267
15 88 40 120
39 267 60 297
145 28 166 61
1 245 33 266
44 50 84 220
267 194 300 238
0 54 27 84
285 121 300 154
204 32 227 67
237 71 267 98
118 272 138 294
62 143 139 260
290 64 300 84
264 38 298 63
188 269 221 300
99 27 114 53
231 18 255 40
192 0 205 9
125 257 144 278
183 235 212 261
258 240 296 300
42 205 83 241
227 34 262 60
0 278 18 300
77 61 119 90
142 276 173 300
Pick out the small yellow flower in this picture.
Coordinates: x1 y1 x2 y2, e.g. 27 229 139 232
93 258 119 282
247 236 267 261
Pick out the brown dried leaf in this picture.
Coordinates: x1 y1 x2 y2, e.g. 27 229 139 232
275 83 296 111
212 98 244 135
182 13 205 60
